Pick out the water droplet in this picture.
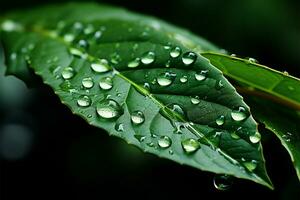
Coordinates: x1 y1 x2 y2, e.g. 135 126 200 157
182 52 197 65
73 22 83 30
94 31 102 40
141 52 155 65
230 128 241 139
230 54 237 57
282 132 292 142
115 123 124 132
134 135 146 142
131 111 145 125
165 60 171 68
10 53 17 60
249 132 261 144
215 80 224 90
169 150 174 155
1 20 22 32
213 174 233 191
84 24 94 34
99 77 113 90
63 34 75 43
170 47 181 58
78 39 89 49
61 67 75 80
82 77 94 89
146 142 154 147
164 46 171 50
96 99 123 119
69 48 87 58
158 136 172 148
216 115 225 126
195 70 208 81
77 95 91 107
248 57 258 63
110 53 121 65
191 96 200 105
179 75 187 83
181 138 200 154
128 58 140 68
91 59 110 73
143 82 150 90
231 106 249 121
288 86 294 91
157 72 176 86
243 160 257 172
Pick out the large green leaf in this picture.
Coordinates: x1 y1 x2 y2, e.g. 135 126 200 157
0 3 272 188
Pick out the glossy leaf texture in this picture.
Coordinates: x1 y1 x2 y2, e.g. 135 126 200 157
0 3 272 188
202 52 300 180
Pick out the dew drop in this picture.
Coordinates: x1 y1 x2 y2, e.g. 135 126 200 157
77 95 91 107
115 123 124 132
243 160 257 172
96 99 123 119
195 70 208 81
141 52 155 65
131 111 145 125
157 72 176 86
191 96 200 105
61 67 75 80
249 132 261 144
231 106 249 121
128 58 140 68
216 115 225 126
91 59 110 73
182 52 197 65
158 136 172 148
99 77 113 90
181 138 200 154
180 75 188 83
213 174 233 191
170 46 181 58
82 77 94 89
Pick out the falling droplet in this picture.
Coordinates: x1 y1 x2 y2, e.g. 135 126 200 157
128 58 140 68
179 75 187 83
213 174 233 191
141 51 155 65
191 96 200 105
231 106 249 121
91 59 111 73
77 95 91 107
216 115 225 126
157 72 176 86
61 67 75 80
115 123 124 132
243 160 257 172
249 132 261 144
181 138 200 154
170 46 181 58
96 99 123 119
82 77 94 89
131 111 145 125
195 70 208 81
182 52 197 65
158 136 172 148
99 77 113 90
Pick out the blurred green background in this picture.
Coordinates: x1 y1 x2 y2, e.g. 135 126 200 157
1 0 300 199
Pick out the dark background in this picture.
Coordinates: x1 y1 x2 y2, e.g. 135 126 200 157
0 0 300 199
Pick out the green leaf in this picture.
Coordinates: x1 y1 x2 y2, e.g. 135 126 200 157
0 3 273 188
202 52 300 110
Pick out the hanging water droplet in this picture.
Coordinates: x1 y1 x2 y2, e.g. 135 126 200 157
77 95 91 107
216 115 225 126
182 52 197 65
180 75 187 83
128 58 140 68
131 111 145 125
195 70 208 81
115 123 124 132
99 77 113 90
249 132 261 144
141 51 155 65
213 174 233 191
96 99 123 119
215 80 224 90
181 138 200 154
157 72 176 86
61 67 75 80
82 77 94 89
231 106 249 121
243 160 257 172
91 59 110 73
158 136 172 148
191 96 200 105
170 46 181 58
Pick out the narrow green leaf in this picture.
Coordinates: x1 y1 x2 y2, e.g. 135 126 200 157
0 3 273 188
202 52 300 110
